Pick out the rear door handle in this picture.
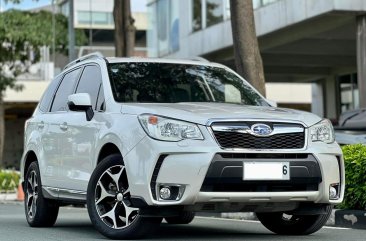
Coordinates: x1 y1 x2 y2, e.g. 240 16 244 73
37 121 45 129
59 122 68 131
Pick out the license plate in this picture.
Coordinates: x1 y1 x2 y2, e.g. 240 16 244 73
243 162 290 180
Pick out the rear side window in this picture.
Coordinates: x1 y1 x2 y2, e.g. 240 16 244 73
75 65 103 110
39 75 62 112
51 68 81 112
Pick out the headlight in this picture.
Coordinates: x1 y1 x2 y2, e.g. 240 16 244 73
309 119 335 144
138 114 204 141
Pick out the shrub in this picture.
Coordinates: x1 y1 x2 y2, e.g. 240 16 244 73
0 170 20 192
338 144 366 210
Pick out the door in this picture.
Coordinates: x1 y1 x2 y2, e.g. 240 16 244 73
58 65 105 191
46 67 82 188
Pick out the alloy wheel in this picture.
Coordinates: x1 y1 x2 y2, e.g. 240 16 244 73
94 165 139 229
26 170 38 219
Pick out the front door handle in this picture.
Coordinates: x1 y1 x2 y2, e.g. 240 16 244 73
37 121 45 129
59 122 68 131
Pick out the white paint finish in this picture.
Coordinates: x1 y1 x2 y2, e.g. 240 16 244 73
20 57 344 212
68 93 92 107
121 102 321 127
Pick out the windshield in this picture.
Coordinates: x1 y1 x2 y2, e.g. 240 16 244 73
108 62 268 106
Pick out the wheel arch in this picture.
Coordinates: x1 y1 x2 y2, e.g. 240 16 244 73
97 143 122 165
23 151 38 176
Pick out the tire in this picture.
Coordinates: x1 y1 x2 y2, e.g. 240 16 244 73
256 205 332 235
87 154 162 240
165 211 195 224
24 162 59 227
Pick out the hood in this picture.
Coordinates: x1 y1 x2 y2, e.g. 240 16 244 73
121 102 321 127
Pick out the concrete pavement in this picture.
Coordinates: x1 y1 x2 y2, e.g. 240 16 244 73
1 203 366 241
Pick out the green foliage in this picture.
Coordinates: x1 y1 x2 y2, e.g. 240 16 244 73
0 170 20 192
338 144 366 210
0 9 87 93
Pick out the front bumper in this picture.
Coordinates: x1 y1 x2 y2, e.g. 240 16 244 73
123 126 344 208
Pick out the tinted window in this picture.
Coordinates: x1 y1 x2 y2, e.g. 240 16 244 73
51 68 81 112
108 62 268 106
75 65 103 110
39 75 62 112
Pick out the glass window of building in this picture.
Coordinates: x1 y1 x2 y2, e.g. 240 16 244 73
206 0 224 27
93 12 109 25
77 11 113 26
78 11 91 24
192 0 202 32
338 73 359 113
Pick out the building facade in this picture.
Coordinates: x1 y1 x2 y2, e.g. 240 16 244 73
147 0 366 121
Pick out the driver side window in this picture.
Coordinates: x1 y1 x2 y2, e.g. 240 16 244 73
75 65 104 111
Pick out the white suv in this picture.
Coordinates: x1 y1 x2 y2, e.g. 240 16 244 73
21 53 344 239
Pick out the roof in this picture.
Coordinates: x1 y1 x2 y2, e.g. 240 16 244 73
105 57 225 68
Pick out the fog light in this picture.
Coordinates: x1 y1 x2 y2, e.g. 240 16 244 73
329 183 340 200
159 187 171 200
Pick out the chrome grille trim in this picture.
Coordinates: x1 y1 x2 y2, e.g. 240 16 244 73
211 123 304 137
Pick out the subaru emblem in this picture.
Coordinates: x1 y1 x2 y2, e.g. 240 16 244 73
251 124 272 136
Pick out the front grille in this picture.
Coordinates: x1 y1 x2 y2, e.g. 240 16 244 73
211 122 305 149
213 132 305 149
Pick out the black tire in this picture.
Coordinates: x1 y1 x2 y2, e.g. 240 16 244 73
256 205 332 235
24 162 59 227
165 211 195 224
87 154 162 240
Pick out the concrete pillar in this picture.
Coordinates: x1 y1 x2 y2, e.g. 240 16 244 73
311 82 324 117
357 15 366 108
324 76 337 121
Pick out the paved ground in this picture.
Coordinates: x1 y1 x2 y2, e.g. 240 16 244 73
1 203 365 241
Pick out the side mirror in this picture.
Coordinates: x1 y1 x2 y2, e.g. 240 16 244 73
67 93 94 121
266 99 278 107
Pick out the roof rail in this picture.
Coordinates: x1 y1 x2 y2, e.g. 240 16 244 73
63 52 104 70
189 56 210 62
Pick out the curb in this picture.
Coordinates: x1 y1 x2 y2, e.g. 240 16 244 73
199 209 366 230
335 210 366 229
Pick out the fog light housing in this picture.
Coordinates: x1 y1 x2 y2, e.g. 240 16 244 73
329 183 340 200
159 187 171 200
157 184 185 201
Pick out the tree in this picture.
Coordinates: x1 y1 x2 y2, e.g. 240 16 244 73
230 0 266 96
113 0 136 57
0 10 86 167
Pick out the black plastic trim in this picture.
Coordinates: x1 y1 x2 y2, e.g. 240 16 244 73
150 154 168 200
200 153 322 192
130 196 149 208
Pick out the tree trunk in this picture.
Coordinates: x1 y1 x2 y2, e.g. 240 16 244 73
230 0 266 96
113 0 136 57
113 0 125 57
123 0 136 57
0 96 4 168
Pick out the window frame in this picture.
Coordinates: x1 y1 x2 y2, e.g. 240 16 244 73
74 63 105 112
38 75 63 113
49 67 82 113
